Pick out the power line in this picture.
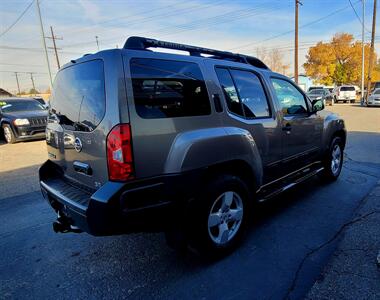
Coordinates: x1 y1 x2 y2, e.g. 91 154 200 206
348 0 370 32
60 0 230 48
229 0 361 51
0 0 34 38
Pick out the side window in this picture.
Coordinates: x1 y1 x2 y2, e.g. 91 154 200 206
215 68 243 116
215 67 270 118
230 69 270 118
271 78 308 115
130 58 211 119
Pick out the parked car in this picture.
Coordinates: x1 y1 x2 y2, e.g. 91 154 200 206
0 97 48 144
307 88 333 106
333 85 356 103
372 81 380 92
33 96 49 109
39 37 346 257
367 88 380 107
307 86 324 93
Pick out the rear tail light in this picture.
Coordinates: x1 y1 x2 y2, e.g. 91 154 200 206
337 91 340 96
106 124 134 181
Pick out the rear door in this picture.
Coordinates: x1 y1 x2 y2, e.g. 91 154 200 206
340 86 356 100
46 59 109 189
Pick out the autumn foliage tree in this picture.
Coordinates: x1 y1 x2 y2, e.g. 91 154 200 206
304 33 380 86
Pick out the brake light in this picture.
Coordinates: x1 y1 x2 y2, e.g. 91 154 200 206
106 124 134 181
337 90 340 96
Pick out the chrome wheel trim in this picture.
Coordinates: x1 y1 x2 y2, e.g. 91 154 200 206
331 144 342 176
207 191 243 245
3 127 12 143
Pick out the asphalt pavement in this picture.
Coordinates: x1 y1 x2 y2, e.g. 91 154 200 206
0 105 379 299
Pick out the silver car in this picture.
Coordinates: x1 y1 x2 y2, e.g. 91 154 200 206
39 36 346 257
367 88 380 106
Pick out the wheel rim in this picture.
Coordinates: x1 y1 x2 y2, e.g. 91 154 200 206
207 191 243 245
331 144 342 176
4 127 11 143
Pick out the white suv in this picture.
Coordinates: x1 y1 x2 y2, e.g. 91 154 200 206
333 86 356 103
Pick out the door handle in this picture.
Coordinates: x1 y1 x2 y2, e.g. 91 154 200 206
282 123 292 132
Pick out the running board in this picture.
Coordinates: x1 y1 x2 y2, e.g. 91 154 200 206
257 167 324 203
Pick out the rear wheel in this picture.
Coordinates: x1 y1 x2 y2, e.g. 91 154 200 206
2 124 16 144
320 137 343 182
186 174 251 257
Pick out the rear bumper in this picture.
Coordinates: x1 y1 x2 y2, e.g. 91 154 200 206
39 160 203 236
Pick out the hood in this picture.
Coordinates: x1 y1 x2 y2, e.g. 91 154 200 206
3 110 48 119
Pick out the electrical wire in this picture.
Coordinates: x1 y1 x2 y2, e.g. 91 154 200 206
229 0 362 51
348 0 371 32
0 0 35 38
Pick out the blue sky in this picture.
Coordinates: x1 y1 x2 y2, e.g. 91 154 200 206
0 0 379 93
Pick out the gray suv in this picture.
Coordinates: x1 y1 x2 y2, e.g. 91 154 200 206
39 37 346 256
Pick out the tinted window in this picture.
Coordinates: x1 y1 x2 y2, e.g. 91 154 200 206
308 89 324 95
271 78 308 115
230 69 270 118
0 100 45 113
130 58 210 119
215 68 243 116
50 60 105 132
374 90 380 95
340 86 355 91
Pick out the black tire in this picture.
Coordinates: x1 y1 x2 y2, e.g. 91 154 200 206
319 136 343 182
185 174 252 258
2 124 16 144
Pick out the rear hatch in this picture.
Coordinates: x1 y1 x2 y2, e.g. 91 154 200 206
340 86 355 99
46 59 108 190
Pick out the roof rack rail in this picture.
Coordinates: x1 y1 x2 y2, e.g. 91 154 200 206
123 36 269 70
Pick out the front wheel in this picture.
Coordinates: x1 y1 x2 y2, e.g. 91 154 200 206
320 137 343 182
186 174 251 257
2 124 16 144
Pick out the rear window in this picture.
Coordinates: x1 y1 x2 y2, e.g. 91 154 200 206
340 86 355 91
50 60 105 132
130 58 211 119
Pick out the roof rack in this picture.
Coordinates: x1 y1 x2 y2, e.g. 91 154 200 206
123 36 269 70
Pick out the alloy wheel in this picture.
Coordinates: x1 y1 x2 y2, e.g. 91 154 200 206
207 191 244 245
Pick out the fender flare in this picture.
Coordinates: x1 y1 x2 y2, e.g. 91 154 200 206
164 126 263 187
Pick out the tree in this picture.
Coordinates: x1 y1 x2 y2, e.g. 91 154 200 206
304 33 380 86
255 47 290 75
29 88 39 94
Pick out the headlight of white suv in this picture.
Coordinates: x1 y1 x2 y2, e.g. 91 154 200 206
14 118 30 126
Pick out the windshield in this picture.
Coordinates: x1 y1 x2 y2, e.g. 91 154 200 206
0 100 45 113
308 89 324 95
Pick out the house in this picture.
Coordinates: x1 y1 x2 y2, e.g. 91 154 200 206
290 74 314 91
0 88 13 98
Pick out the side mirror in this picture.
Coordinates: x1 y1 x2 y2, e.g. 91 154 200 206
312 99 324 113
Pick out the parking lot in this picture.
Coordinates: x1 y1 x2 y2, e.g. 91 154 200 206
1 105 379 299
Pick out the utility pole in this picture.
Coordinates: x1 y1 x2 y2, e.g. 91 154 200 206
361 0 365 105
95 36 100 51
30 73 36 94
14 72 20 95
365 0 377 103
36 0 53 88
294 0 302 84
46 26 62 70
